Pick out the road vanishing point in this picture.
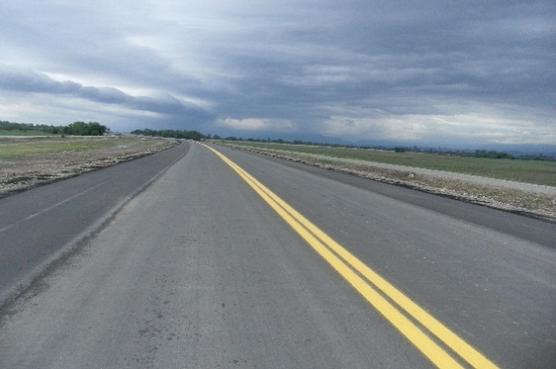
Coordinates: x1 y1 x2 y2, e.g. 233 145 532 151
1 141 555 369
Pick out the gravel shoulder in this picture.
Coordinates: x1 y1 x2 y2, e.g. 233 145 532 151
220 143 556 222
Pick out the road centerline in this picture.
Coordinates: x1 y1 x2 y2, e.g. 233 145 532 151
204 143 501 369
227 154 499 369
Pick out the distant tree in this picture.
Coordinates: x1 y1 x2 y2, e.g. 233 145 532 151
63 121 107 136
131 128 205 141
0 120 107 135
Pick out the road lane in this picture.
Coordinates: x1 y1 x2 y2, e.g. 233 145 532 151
0 142 188 302
0 142 554 369
214 143 556 369
205 144 491 369
0 142 433 369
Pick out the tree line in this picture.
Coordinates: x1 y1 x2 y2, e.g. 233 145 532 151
131 129 205 140
215 136 555 161
1 120 108 136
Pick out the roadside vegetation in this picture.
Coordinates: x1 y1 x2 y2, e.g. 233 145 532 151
131 128 204 140
0 136 176 197
1 120 108 136
223 141 556 186
0 129 54 136
218 136 555 161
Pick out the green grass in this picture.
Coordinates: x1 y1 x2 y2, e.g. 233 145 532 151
0 129 55 136
227 141 556 186
0 137 142 160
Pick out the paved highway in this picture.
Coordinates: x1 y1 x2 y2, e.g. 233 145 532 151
0 143 188 302
0 142 555 369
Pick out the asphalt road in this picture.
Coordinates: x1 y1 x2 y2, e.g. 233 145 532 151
0 142 188 301
1 142 555 369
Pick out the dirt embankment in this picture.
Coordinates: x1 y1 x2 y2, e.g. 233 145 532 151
222 143 556 222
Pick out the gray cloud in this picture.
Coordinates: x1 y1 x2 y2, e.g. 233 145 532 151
0 67 214 121
0 0 555 145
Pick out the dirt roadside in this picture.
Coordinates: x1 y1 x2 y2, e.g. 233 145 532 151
0 136 177 198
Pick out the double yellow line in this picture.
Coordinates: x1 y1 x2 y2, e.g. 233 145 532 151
204 144 500 369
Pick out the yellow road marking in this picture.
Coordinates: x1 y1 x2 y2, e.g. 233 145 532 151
203 143 500 369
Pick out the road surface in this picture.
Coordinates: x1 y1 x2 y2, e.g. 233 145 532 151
0 143 188 301
0 142 555 369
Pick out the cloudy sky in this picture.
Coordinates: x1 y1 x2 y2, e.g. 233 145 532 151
1 0 555 146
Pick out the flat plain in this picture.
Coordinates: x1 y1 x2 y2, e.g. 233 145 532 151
228 141 556 186
0 135 176 196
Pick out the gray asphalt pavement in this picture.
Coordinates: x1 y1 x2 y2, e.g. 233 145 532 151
0 142 188 302
0 142 555 369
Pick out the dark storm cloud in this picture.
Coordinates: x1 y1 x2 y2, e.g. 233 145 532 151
0 0 554 144
0 68 214 120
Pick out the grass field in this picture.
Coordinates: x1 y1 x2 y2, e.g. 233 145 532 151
0 135 176 196
0 129 55 136
226 141 556 186
0 136 153 160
